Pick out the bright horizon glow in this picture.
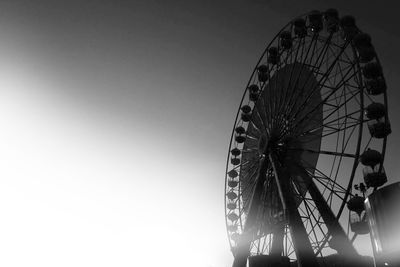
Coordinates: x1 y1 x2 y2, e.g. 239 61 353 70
0 42 230 267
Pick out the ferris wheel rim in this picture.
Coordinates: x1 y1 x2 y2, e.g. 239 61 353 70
224 9 390 261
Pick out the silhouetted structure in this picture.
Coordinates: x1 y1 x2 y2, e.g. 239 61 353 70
224 9 391 267
366 182 400 267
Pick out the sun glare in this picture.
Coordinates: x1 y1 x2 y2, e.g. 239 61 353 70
0 45 228 267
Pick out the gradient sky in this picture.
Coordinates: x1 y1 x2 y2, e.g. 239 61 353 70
0 1 399 267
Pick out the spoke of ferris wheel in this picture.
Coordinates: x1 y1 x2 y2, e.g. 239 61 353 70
298 47 354 118
288 147 356 158
286 40 353 126
261 43 297 125
268 153 319 267
299 195 327 256
294 165 358 257
301 161 349 199
238 163 260 204
270 223 285 256
326 50 350 88
280 35 320 113
288 82 357 143
337 49 359 94
321 80 358 101
334 59 365 225
276 37 303 118
281 75 355 140
254 95 271 134
331 122 349 202
282 34 334 119
320 106 360 131
280 37 307 123
258 71 272 126
295 116 359 144
309 152 350 201
248 119 262 137
280 35 332 120
322 89 360 123
288 59 357 134
235 163 259 226
297 161 349 205
272 34 320 121
232 158 269 267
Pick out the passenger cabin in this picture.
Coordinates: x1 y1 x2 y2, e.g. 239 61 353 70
348 195 369 235
363 165 387 188
360 149 388 188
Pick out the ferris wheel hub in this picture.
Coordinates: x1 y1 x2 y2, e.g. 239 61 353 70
258 133 285 157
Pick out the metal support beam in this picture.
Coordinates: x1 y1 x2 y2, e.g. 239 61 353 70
269 154 319 267
271 224 285 256
296 166 358 257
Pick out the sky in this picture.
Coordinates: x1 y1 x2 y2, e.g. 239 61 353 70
0 1 399 267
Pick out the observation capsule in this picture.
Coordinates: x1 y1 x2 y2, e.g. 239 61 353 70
279 31 292 49
227 191 238 200
363 165 387 188
365 102 386 120
228 180 238 188
347 195 365 215
350 212 369 235
293 18 307 37
368 120 391 139
360 149 382 167
235 135 246 143
353 33 375 62
241 105 251 114
348 192 369 235
365 77 386 95
267 47 279 65
249 84 261 100
231 148 241 157
257 64 269 82
235 126 246 135
241 112 252 122
354 33 372 47
340 15 357 40
363 62 383 79
231 157 240 165
248 84 260 94
227 202 236 210
228 169 238 178
308 10 323 33
358 46 376 63
249 92 259 102
324 8 339 32
228 212 239 221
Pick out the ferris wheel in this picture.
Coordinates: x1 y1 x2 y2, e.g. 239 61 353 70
224 9 391 267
